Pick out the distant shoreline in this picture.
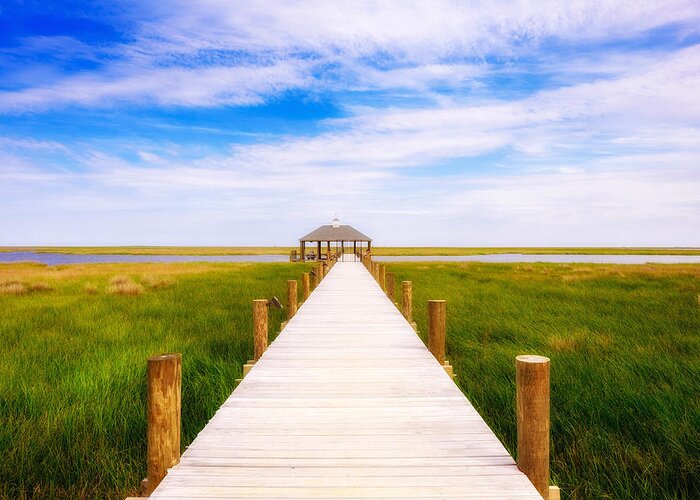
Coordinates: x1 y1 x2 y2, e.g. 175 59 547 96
1 246 700 256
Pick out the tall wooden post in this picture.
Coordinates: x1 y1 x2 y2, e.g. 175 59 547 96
402 281 413 322
287 280 298 320
253 299 268 361
516 355 551 499
379 264 386 291
146 353 181 495
386 272 395 301
302 273 310 300
428 300 446 364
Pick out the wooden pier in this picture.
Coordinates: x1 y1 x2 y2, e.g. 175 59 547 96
148 259 544 498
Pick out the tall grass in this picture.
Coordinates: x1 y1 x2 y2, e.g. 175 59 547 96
387 262 700 499
0 262 311 499
1 261 698 498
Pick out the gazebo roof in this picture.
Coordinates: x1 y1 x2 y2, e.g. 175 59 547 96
299 224 372 242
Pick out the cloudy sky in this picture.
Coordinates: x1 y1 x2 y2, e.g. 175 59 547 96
1 1 699 246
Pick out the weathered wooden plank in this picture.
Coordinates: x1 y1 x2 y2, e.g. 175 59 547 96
150 261 542 499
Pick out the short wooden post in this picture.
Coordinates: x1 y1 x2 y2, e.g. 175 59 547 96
253 299 268 361
287 280 298 320
145 353 181 495
549 485 561 500
242 361 255 377
302 273 310 300
386 272 395 301
516 355 551 499
317 263 324 281
379 264 386 291
402 281 413 322
428 300 446 364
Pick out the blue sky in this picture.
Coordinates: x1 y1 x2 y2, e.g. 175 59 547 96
1 1 699 246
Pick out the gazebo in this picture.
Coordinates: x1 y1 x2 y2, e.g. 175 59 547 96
298 218 372 262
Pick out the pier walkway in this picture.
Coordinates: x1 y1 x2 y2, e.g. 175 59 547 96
150 260 542 498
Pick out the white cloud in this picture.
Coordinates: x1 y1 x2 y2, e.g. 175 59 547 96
2 0 699 111
2 1 700 245
145 0 700 59
0 61 311 111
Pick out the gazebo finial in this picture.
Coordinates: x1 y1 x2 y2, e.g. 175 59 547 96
332 214 340 228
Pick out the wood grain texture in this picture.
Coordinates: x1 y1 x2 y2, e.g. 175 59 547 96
517 355 551 498
146 353 181 495
428 300 446 365
302 273 310 301
150 263 542 499
402 280 413 323
385 272 395 301
287 280 298 320
252 300 268 361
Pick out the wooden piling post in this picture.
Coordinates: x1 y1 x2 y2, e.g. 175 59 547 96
302 273 310 301
287 280 298 320
253 299 268 361
428 300 446 365
516 355 551 499
402 281 413 322
549 485 561 500
145 353 182 495
386 272 395 301
379 265 386 291
242 361 255 377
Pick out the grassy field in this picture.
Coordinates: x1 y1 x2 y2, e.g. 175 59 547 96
2 246 700 256
1 261 699 498
0 261 312 499
386 262 700 499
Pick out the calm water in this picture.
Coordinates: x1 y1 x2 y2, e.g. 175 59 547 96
0 252 288 265
374 254 700 264
2 251 700 265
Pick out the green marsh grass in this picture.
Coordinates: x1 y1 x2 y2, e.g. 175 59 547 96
0 262 311 499
1 261 698 498
387 262 700 499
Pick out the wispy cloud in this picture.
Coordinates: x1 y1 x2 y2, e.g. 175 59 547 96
2 0 699 111
1 1 699 245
